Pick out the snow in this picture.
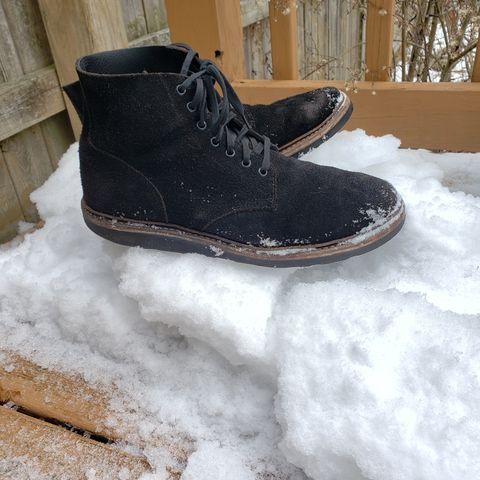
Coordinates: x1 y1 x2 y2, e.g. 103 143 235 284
1 130 480 479
182 444 256 480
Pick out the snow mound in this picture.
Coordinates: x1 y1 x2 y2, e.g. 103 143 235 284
1 130 480 480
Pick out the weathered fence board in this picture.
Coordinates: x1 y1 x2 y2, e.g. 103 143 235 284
2 126 54 222
244 16 272 79
143 0 168 32
0 2 23 83
39 0 129 138
0 0 73 243
122 0 148 41
0 150 23 243
299 0 364 81
40 110 74 168
1 0 53 73
0 66 65 142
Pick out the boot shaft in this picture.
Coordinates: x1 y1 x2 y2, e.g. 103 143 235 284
77 46 194 156
75 46 276 229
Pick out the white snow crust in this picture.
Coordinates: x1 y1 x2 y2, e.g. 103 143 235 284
1 130 480 479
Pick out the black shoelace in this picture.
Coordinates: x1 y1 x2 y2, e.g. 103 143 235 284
174 44 273 176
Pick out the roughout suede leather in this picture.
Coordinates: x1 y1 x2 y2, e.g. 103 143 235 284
75 46 400 247
65 44 344 150
244 88 342 147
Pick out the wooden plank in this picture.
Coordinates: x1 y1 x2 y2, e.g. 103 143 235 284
0 406 150 479
0 150 24 243
0 350 191 463
297 0 305 78
40 111 75 168
165 0 245 80
233 79 480 152
0 351 127 441
0 0 72 196
0 2 23 83
2 126 53 221
269 0 298 80
0 66 65 143
38 0 128 138
122 0 148 41
240 0 268 28
473 37 480 82
130 27 170 47
365 0 395 81
0 2 61 234
0 0 53 74
143 0 168 32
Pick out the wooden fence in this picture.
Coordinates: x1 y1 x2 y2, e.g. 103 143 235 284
0 0 364 243
0 0 479 244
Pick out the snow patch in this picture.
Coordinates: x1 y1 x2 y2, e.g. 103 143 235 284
1 129 480 480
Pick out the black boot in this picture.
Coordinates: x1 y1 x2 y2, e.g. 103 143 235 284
64 43 352 157
72 46 404 267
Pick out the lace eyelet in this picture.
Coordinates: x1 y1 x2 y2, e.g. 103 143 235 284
176 84 186 95
196 121 207 130
186 102 196 112
241 159 251 168
225 149 235 157
258 168 268 177
210 137 220 147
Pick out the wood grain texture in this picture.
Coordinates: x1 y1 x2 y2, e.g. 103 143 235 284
165 0 245 80
0 406 150 479
0 0 72 165
0 350 191 464
0 150 23 243
0 66 65 142
2 126 53 221
0 0 69 243
130 27 170 47
122 0 148 41
233 79 480 152
244 17 272 79
143 0 168 32
38 0 128 138
241 0 268 27
365 0 395 81
0 351 125 441
269 0 298 80
473 36 480 82
0 0 53 74
40 110 74 167
0 2 23 83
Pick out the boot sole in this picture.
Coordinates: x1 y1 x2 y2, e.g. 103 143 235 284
81 199 406 268
280 93 353 158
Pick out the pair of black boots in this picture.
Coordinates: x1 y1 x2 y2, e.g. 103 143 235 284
65 43 405 267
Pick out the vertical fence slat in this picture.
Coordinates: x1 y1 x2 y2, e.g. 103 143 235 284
365 0 395 82
269 0 298 79
0 149 24 243
473 37 480 82
164 0 245 80
38 0 128 138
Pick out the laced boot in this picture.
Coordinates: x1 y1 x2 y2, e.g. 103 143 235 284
72 46 405 267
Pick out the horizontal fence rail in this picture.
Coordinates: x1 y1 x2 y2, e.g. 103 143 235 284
233 79 480 152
